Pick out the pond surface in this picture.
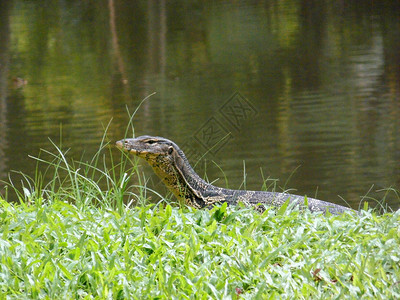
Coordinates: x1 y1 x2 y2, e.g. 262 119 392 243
1 0 399 210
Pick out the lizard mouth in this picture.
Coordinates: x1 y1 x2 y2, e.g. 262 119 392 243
115 140 144 157
129 149 140 155
115 140 138 153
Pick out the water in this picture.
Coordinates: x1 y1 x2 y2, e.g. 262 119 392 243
0 0 399 210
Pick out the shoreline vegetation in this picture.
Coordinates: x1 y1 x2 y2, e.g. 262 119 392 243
0 135 399 298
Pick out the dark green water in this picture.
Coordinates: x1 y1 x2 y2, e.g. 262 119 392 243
0 0 399 210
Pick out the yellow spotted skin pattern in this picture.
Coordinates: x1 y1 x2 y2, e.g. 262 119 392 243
116 136 354 215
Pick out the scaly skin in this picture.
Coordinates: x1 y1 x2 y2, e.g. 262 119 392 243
116 135 354 215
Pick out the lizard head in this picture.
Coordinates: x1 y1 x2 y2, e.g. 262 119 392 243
117 134 197 176
116 135 181 163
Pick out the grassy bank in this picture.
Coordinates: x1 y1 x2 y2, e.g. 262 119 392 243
0 197 399 299
0 139 399 299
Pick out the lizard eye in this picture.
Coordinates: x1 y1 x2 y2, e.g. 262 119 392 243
146 140 156 145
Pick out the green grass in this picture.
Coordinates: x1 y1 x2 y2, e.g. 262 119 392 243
0 135 399 299
1 197 399 299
